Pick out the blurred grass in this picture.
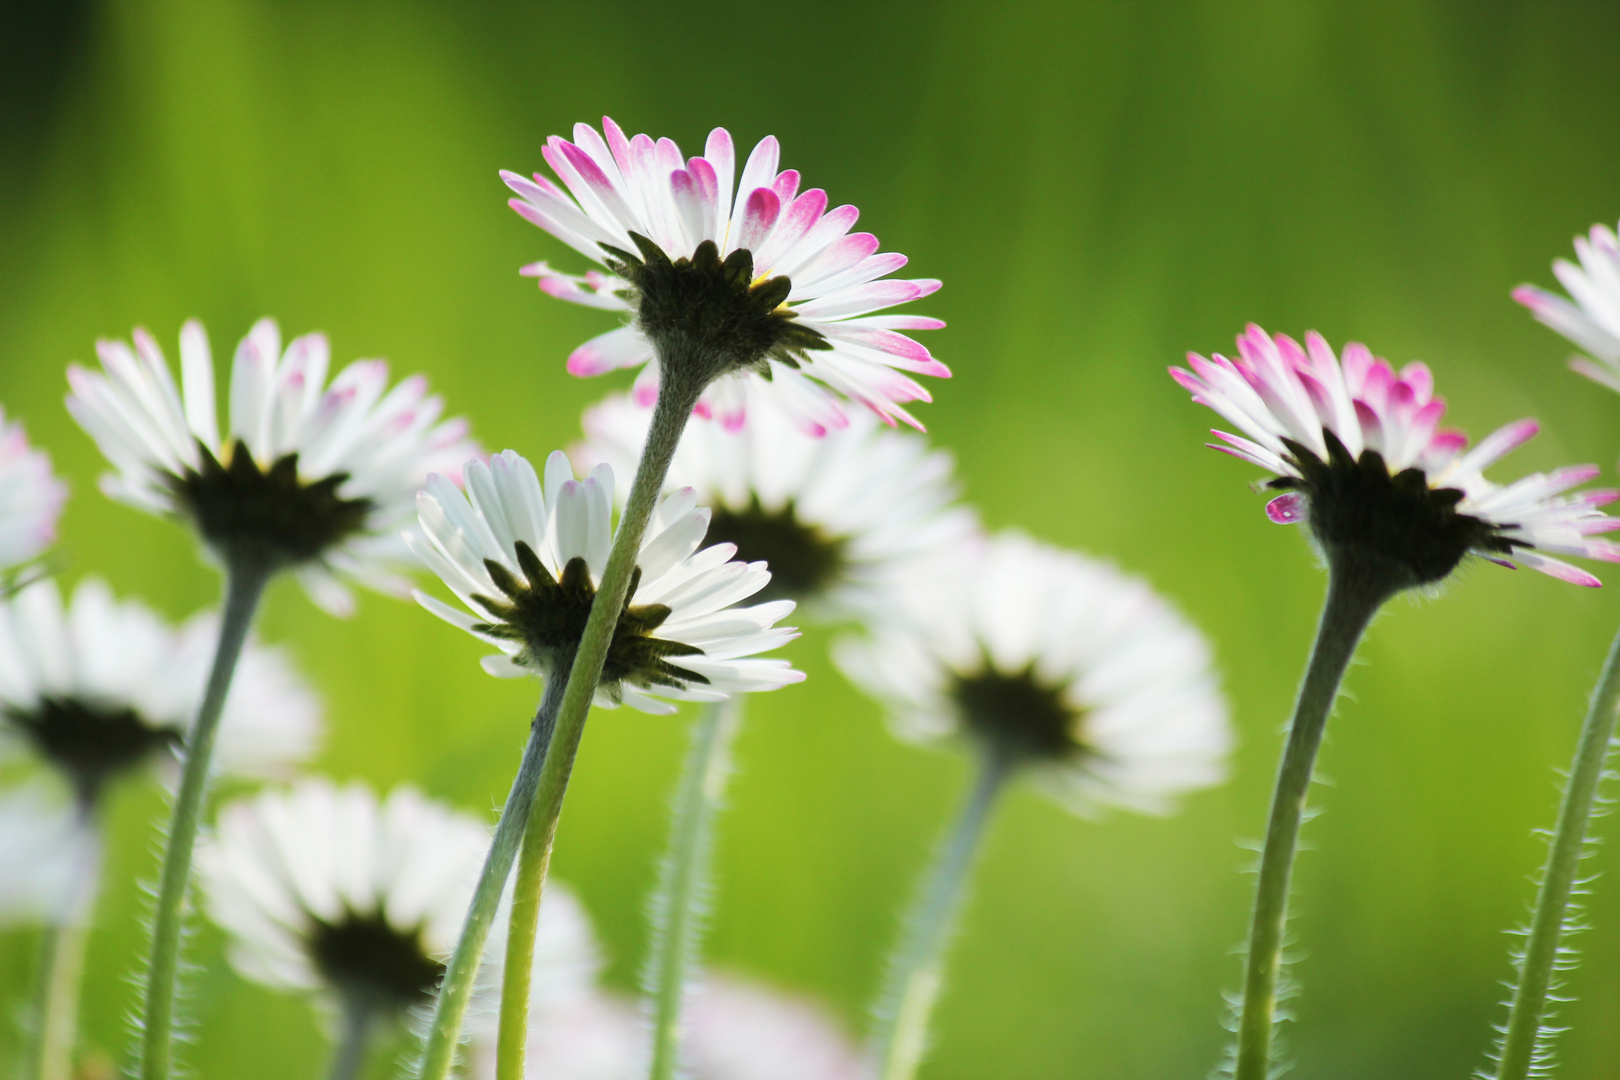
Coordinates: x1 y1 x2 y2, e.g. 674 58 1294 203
1 1 1619 1077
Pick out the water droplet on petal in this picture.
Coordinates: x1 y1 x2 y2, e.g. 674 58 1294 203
1265 493 1307 524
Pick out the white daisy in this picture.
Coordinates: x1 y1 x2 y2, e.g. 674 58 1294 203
408 449 804 715
0 404 67 576
835 531 1231 816
197 779 599 1027
1515 219 1620 391
0 577 319 809
572 391 976 618
65 319 479 615
484 976 866 1080
0 782 96 926
502 117 946 432
1171 324 1620 589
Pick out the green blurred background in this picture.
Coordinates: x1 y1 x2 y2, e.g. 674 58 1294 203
3 1 1620 1077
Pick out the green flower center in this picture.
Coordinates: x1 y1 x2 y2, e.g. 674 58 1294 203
703 496 847 606
4 695 181 807
949 663 1087 764
308 909 443 1015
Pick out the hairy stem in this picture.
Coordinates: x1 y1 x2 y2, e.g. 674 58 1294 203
645 697 744 1080
32 829 101 1080
140 557 271 1080
326 1001 375 1080
1232 571 1385 1080
494 648 576 1080
870 749 1011 1080
1492 621 1620 1080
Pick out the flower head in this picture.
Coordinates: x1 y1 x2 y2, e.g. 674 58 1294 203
0 783 96 926
1171 324 1620 590
502 118 946 431
571 391 976 618
835 531 1230 816
1514 220 1620 392
0 404 67 577
66 319 479 614
198 779 599 1025
0 578 319 809
409 449 804 714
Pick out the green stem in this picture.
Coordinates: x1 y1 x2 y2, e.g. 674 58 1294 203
326 1001 375 1080
645 697 744 1080
32 829 101 1080
494 647 576 1080
870 749 1012 1080
434 375 700 1080
140 557 271 1080
1492 620 1620 1080
1232 570 1385 1080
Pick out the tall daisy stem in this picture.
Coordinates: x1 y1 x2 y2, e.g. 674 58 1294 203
32 831 101 1080
140 556 271 1080
326 1001 375 1080
870 748 1012 1080
436 375 701 1080
1492 620 1620 1080
1233 570 1384 1080
645 697 745 1080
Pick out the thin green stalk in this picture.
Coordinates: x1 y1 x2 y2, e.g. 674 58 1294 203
416 673 571 1080
645 697 744 1080
32 830 101 1080
494 647 577 1080
436 375 700 1080
140 557 271 1080
326 1001 375 1080
1232 571 1385 1080
870 748 1012 1080
1491 621 1620 1080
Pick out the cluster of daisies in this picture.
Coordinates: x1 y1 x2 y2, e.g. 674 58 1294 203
2 110 1618 1080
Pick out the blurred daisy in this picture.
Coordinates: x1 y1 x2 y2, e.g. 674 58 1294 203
486 975 866 1080
66 319 478 615
408 449 804 714
198 780 599 1066
503 117 946 431
0 404 67 576
0 577 319 810
1171 324 1620 590
837 531 1230 816
1515 219 1620 391
0 782 95 926
573 391 976 617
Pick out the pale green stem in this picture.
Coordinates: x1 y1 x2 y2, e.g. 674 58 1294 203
438 375 700 1080
870 748 1012 1080
494 647 577 1080
140 556 271 1080
1492 620 1620 1080
32 827 101 1080
326 1001 376 1080
645 697 744 1080
1232 571 1385 1080
418 660 573 1080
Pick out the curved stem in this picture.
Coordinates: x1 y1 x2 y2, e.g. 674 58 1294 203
140 557 271 1080
645 697 744 1080
494 648 576 1080
32 829 102 1080
1232 571 1384 1080
1492 620 1620 1080
326 1001 375 1080
870 749 1011 1080
432 377 699 1080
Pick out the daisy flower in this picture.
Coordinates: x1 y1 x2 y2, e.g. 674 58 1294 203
0 404 67 576
66 318 479 615
502 117 946 431
0 783 95 926
836 530 1230 816
198 780 599 1034
572 391 976 616
1170 324 1620 590
0 577 319 810
408 449 804 715
1514 219 1620 392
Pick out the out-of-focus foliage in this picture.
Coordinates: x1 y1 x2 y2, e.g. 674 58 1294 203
1 2 1618 1077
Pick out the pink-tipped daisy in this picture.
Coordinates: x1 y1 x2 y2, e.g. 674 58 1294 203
66 319 480 615
1171 324 1620 589
1514 219 1620 393
0 404 67 575
501 117 946 432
